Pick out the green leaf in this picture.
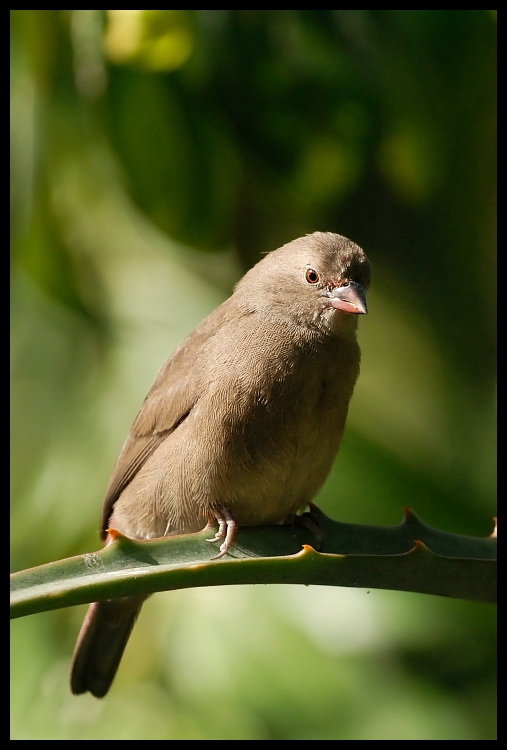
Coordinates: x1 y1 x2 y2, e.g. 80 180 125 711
10 507 496 620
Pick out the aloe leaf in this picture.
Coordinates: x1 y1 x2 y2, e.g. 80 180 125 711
10 507 497 619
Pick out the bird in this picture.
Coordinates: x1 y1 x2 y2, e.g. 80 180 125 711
70 231 371 698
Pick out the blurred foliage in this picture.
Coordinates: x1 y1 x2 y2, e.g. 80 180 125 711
11 10 495 740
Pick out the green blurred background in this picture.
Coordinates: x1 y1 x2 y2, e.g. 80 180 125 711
10 10 496 740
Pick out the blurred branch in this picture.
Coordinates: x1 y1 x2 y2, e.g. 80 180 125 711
10 507 496 618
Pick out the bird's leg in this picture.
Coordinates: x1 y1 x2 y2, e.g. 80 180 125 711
207 507 237 559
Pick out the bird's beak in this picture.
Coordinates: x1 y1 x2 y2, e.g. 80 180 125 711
326 281 367 315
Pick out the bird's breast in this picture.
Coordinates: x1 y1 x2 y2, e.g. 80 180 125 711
185 334 360 524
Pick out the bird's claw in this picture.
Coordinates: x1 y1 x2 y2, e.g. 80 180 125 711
207 507 237 559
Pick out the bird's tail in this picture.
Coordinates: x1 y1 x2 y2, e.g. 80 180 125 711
70 595 146 698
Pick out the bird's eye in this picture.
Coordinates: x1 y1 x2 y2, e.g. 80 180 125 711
305 268 320 284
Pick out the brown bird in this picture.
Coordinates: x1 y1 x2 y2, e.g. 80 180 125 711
70 231 371 698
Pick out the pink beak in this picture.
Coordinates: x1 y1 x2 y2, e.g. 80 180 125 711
327 281 367 315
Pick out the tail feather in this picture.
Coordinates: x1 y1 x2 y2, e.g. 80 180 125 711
70 596 146 698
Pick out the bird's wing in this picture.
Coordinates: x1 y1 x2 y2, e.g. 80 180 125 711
100 299 234 537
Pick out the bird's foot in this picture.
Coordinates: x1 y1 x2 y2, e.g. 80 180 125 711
206 507 237 559
286 503 323 551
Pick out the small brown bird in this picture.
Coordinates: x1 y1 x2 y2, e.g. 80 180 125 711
70 231 370 697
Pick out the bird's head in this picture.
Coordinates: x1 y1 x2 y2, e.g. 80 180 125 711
235 232 371 335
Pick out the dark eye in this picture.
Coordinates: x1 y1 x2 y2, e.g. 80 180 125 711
305 268 320 284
